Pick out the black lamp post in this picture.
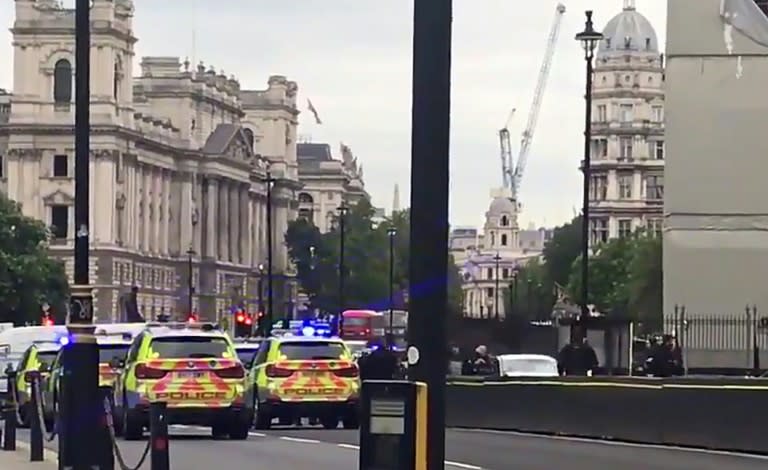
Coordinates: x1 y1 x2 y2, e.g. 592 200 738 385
387 227 397 346
575 11 604 338
510 269 518 318
257 263 265 334
264 171 276 336
186 248 195 318
337 204 349 329
493 253 501 321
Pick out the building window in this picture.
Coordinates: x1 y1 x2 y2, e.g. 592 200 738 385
646 176 664 200
596 105 607 122
591 138 608 160
618 219 633 238
502 268 509 278
53 59 73 104
53 154 68 177
486 268 493 280
500 215 508 226
243 128 255 150
113 61 120 100
618 172 633 199
589 175 607 201
501 234 508 246
620 137 633 159
652 105 663 122
646 218 663 237
652 141 664 160
486 287 494 298
50 205 69 239
620 104 634 122
0 155 3 178
590 218 609 245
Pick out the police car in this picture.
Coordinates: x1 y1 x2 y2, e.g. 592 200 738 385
248 320 360 430
111 322 252 440
14 340 62 427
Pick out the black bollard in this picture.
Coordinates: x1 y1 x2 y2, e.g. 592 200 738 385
29 372 43 462
59 325 100 470
149 402 169 470
97 387 114 470
2 371 16 451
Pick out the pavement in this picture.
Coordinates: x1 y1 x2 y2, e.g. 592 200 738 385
5 425 768 470
0 442 56 469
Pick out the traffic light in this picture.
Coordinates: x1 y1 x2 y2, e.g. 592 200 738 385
234 309 252 338
41 314 54 326
187 312 199 323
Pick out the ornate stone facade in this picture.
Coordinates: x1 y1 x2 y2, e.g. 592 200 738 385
0 0 301 322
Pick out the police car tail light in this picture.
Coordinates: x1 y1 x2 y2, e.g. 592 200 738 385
135 364 167 379
215 364 245 379
333 365 359 378
265 364 293 378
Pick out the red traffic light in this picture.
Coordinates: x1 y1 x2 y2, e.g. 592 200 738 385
187 313 198 323
236 313 246 323
42 317 54 326
244 316 253 326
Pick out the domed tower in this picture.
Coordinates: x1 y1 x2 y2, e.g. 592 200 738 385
588 0 665 244
483 191 519 252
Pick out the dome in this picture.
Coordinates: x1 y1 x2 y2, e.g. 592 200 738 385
596 2 659 58
487 196 516 216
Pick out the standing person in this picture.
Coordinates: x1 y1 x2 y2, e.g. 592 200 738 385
472 345 497 376
558 332 599 376
359 343 399 381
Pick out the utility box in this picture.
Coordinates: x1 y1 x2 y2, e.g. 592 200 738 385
359 380 427 470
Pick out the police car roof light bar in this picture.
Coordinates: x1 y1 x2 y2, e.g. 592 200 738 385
145 321 218 331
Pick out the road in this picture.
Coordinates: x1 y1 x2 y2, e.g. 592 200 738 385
12 425 768 470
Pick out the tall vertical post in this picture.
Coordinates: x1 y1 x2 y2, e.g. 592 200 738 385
575 11 603 340
264 172 275 336
387 228 397 347
60 2 102 469
408 0 452 468
187 248 195 319
337 204 349 332
493 253 500 321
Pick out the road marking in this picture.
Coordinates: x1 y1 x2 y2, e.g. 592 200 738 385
279 436 321 444
453 428 768 460
446 461 483 470
249 432 267 437
337 443 360 450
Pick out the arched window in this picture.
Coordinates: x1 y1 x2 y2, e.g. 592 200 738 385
298 192 314 204
113 60 121 100
243 128 255 150
54 59 73 104
501 234 508 246
501 215 509 227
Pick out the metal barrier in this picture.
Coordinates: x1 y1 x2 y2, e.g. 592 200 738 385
103 397 152 470
445 376 768 454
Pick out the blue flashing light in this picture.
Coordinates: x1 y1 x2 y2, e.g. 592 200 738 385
58 336 70 346
301 326 316 337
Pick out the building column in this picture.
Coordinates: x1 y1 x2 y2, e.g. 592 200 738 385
250 194 258 267
240 187 250 266
142 165 151 252
162 169 171 254
205 177 218 259
218 180 229 261
229 184 238 263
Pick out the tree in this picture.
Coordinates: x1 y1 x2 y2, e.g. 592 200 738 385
565 232 662 324
507 259 551 321
0 194 70 325
541 215 582 288
285 201 463 313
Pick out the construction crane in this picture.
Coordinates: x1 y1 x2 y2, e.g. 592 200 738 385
500 3 566 200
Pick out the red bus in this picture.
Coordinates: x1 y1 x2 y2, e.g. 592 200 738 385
340 310 385 341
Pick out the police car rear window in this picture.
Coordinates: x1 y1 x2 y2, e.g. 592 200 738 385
37 351 58 367
99 344 130 363
343 318 368 326
278 342 346 360
150 337 230 359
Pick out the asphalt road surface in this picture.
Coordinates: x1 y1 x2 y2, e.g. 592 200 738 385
13 425 768 470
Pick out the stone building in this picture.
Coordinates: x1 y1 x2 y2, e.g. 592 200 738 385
296 141 367 233
0 0 301 322
588 0 665 243
458 189 551 319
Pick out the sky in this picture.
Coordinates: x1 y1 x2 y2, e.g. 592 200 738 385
0 0 666 229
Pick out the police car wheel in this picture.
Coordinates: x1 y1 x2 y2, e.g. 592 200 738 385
122 406 143 440
228 419 250 440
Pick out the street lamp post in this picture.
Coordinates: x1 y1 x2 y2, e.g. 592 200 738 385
186 248 195 319
493 253 501 321
575 11 604 339
264 171 276 336
337 204 349 332
257 263 265 335
387 227 397 347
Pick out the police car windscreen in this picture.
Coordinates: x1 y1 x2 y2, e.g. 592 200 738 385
38 351 58 368
99 344 130 363
150 337 230 359
343 318 368 326
279 342 346 360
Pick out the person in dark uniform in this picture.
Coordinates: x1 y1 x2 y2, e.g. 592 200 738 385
557 334 599 376
359 342 399 381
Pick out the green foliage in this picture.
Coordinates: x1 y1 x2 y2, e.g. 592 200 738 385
0 194 70 325
566 232 662 326
506 259 552 321
285 200 462 313
541 215 582 288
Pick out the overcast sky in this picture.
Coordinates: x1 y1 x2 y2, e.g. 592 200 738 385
0 0 666 228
